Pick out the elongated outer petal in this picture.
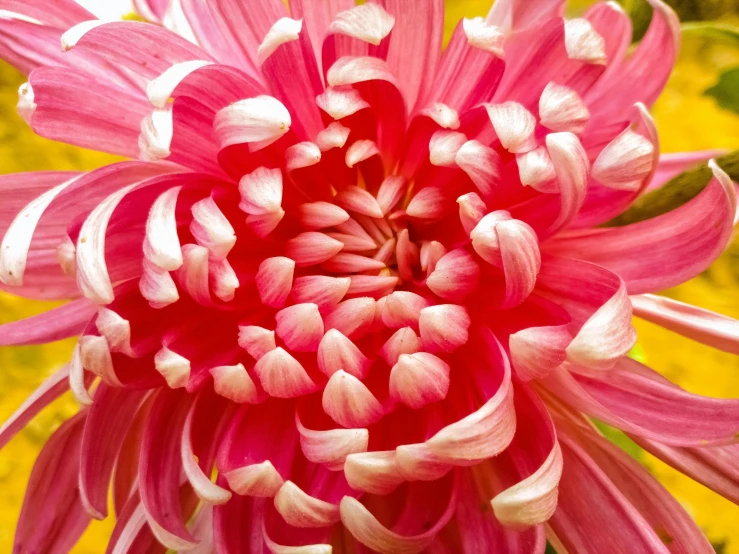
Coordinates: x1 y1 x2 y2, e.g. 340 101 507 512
545 160 737 294
0 299 95 347
323 370 384 428
0 365 69 450
419 305 471 353
509 325 573 381
492 442 563 527
297 413 368 471
631 294 739 355
144 186 183 271
80 385 147 520
14 411 90 554
256 256 295 309
543 358 739 447
0 175 79 286
214 96 291 149
254 347 317 398
344 451 405 495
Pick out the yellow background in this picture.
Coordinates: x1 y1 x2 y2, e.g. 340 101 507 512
1 1 739 552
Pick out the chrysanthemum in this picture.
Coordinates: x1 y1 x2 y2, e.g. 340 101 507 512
1 0 738 551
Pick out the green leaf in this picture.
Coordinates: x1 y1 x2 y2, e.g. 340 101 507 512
605 150 739 227
592 420 645 461
706 67 739 115
681 21 739 44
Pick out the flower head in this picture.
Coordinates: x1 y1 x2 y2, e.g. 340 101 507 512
1 0 738 552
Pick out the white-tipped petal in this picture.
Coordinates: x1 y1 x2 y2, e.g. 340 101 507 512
291 275 351 309
214 96 291 149
592 129 655 191
299 202 350 230
139 108 173 161
147 60 212 109
17 81 36 124
486 102 537 154
253 347 316 398
286 232 344 267
463 17 505 56
565 18 607 64
275 303 324 353
238 326 276 360
322 370 384 428
317 329 370 379
380 327 421 367
429 131 466 167
210 258 239 302
419 305 471 353
60 20 105 51
224 461 283 497
211 364 258 404
517 147 558 193
376 176 406 215
258 17 302 64
381 291 430 329
344 451 404 495
79 334 121 386
457 192 487 236
539 82 589 135
274 481 340 528
154 346 190 389
256 256 295 309
239 167 283 215
96 308 133 356
316 88 370 120
144 186 183 271
286 141 321 171
421 103 460 130
324 297 377 340
335 186 384 218
390 352 450 409
316 122 351 151
345 140 379 168
190 196 236 261
455 140 500 199
140 260 179 309
297 416 368 471
426 249 480 301
329 3 394 45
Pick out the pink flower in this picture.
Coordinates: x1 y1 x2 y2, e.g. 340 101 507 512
1 0 738 551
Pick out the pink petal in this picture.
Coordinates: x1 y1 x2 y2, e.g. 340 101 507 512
0 298 95 346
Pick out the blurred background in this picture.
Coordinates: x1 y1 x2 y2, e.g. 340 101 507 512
1 0 738 552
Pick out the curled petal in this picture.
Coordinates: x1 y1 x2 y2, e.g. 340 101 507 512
592 129 655 191
317 329 369 379
509 325 572 381
296 413 368 471
254 347 317 398
418 305 471 353
256 257 295 309
389 352 451 409
486 102 536 154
